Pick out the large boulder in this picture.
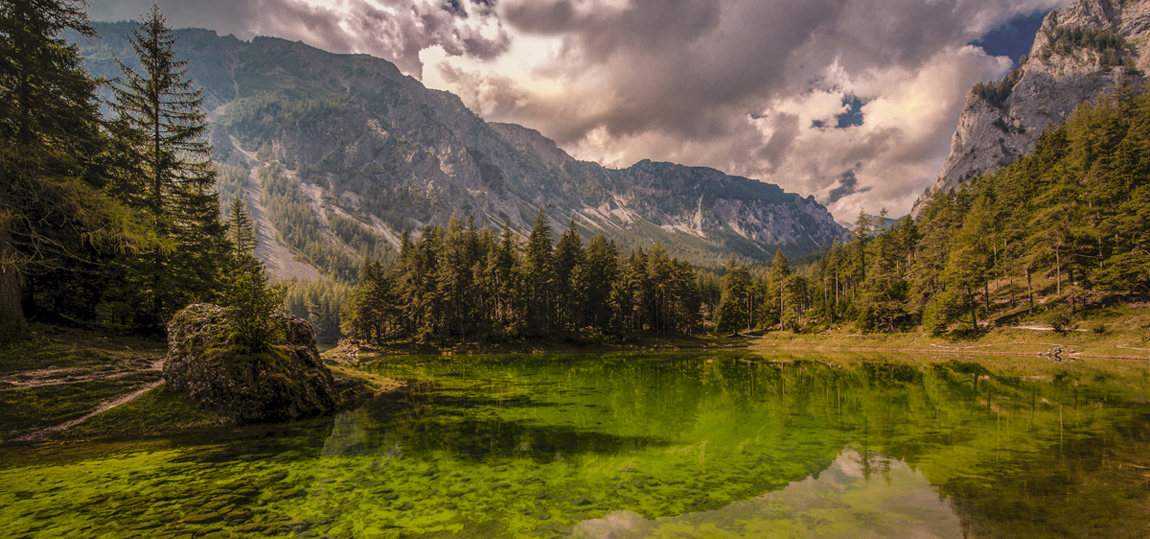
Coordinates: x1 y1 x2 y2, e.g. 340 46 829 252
164 304 342 422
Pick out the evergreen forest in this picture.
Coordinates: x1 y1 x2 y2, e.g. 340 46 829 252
4 0 1150 346
0 1 277 339
768 89 1150 335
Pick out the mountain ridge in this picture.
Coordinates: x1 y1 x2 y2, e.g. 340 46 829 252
78 22 846 279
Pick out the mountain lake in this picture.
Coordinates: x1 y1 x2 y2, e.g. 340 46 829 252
2 351 1149 538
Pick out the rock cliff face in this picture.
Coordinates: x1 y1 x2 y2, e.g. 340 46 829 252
916 0 1150 216
164 304 343 422
80 23 845 266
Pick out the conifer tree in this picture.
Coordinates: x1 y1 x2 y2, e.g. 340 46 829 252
576 234 619 329
761 249 791 329
553 220 583 329
0 0 145 335
227 196 255 256
488 221 520 334
113 5 225 326
524 207 554 333
714 256 752 334
222 197 284 350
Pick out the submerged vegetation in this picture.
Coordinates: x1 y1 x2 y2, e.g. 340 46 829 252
4 352 1150 537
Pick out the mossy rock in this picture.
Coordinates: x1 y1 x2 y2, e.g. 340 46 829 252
163 304 344 422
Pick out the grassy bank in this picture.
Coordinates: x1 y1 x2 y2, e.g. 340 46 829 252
0 325 400 443
751 303 1150 360
0 325 169 442
327 333 752 361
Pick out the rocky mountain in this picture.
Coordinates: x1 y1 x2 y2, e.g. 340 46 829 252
78 22 845 279
914 0 1150 216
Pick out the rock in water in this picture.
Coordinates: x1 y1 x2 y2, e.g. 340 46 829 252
164 304 341 422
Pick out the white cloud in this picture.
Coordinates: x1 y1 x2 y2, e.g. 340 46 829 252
89 0 1074 221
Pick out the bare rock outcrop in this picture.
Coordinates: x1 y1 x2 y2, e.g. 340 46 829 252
914 0 1150 217
163 304 344 422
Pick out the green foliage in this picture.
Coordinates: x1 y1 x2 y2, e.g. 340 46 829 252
110 6 227 327
810 89 1150 335
259 165 359 281
1041 26 1138 72
222 201 285 350
340 213 702 344
214 162 249 210
284 278 351 344
972 64 1024 109
1043 306 1072 334
715 256 753 334
218 89 347 150
0 0 151 332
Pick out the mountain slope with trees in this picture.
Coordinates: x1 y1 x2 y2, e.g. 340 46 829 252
916 0 1149 216
746 90 1150 336
77 23 845 275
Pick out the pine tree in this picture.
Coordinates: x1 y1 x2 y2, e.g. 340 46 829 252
524 207 554 333
552 220 583 329
113 5 225 326
761 249 791 329
576 234 619 329
227 196 256 256
222 197 284 350
714 256 752 334
489 221 520 335
0 0 144 335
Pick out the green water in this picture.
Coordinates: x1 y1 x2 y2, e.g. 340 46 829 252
2 352 1150 538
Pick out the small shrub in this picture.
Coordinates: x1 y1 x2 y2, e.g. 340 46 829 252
1090 322 1108 335
1043 307 1072 334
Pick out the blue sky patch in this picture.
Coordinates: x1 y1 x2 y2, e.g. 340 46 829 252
836 96 864 128
972 10 1051 65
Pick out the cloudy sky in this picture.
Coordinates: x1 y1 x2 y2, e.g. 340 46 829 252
89 0 1071 222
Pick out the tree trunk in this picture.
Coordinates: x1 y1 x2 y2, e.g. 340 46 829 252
1055 251 1061 296
967 285 978 331
1068 265 1076 316
1026 268 1034 314
0 166 26 336
993 239 999 292
0 245 23 335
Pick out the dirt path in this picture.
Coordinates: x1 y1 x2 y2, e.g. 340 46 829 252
3 357 166 442
11 379 165 442
2 358 164 392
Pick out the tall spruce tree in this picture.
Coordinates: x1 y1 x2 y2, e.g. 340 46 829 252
761 249 791 329
714 256 752 334
552 220 583 329
524 207 554 333
113 5 225 326
222 196 283 350
226 196 255 255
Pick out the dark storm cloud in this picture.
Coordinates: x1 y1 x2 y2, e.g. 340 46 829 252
461 0 1066 218
90 0 1069 219
489 0 1061 145
88 0 510 77
756 113 801 172
494 0 833 142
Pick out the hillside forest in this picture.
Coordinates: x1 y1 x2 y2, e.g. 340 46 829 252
3 0 1149 346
